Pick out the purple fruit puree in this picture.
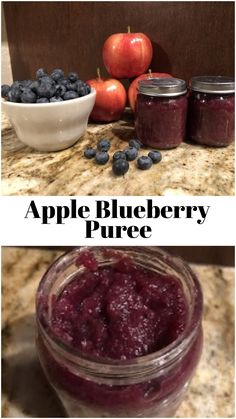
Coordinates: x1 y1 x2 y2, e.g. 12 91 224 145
188 92 234 146
135 94 187 149
50 257 187 359
37 251 203 416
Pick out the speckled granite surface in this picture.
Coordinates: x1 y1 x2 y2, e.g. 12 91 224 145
2 248 234 418
1 112 234 196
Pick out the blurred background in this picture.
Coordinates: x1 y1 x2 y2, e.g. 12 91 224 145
2 1 234 85
3 246 234 265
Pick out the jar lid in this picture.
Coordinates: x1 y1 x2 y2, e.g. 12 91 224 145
137 78 187 97
190 76 235 94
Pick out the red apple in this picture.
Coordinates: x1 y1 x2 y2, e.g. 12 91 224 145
128 71 173 111
102 27 153 79
87 69 127 122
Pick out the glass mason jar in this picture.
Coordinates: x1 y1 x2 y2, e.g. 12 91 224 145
135 78 188 148
188 76 235 146
36 247 203 418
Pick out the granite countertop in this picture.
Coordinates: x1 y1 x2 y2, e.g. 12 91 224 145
1 112 234 196
2 247 234 418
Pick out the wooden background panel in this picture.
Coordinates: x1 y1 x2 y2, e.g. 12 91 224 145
40 246 235 266
161 246 235 267
3 1 234 84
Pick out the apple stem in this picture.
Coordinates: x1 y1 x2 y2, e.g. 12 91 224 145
97 67 101 79
127 26 131 33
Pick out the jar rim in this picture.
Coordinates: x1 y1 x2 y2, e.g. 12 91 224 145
190 76 235 94
137 78 187 97
36 247 203 384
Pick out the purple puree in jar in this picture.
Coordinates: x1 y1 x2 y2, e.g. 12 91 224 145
188 92 234 146
37 250 203 415
135 78 188 149
188 76 235 146
50 256 187 358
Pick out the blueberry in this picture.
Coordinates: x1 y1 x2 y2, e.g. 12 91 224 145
40 75 55 85
36 68 47 79
125 147 138 161
129 139 141 150
137 156 153 170
1 84 10 98
76 80 84 89
148 150 162 164
95 151 109 165
85 84 91 94
37 82 56 98
21 80 33 88
36 97 49 103
58 78 68 87
78 85 89 97
21 88 37 103
66 82 78 92
84 148 96 159
50 96 63 102
112 151 126 161
51 69 64 82
112 159 129 176
8 87 22 102
55 84 66 97
29 81 40 93
68 72 78 83
97 139 111 152
11 81 21 89
63 90 79 100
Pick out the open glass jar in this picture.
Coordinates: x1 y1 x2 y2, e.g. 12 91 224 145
188 76 235 146
36 247 203 418
135 78 188 148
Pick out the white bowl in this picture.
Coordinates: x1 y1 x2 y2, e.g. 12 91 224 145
2 89 96 151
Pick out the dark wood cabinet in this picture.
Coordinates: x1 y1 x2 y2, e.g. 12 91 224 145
3 1 234 83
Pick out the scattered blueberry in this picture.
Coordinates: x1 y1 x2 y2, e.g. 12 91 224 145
50 96 63 102
125 147 138 161
112 151 126 161
84 148 96 159
36 68 47 79
63 90 79 100
148 150 162 164
129 139 141 150
21 88 37 103
68 72 78 83
36 97 49 103
97 139 111 152
112 159 129 176
51 69 64 82
95 151 109 165
1 84 10 98
137 156 153 170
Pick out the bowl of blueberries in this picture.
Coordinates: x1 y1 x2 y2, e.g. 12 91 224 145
1 68 96 151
